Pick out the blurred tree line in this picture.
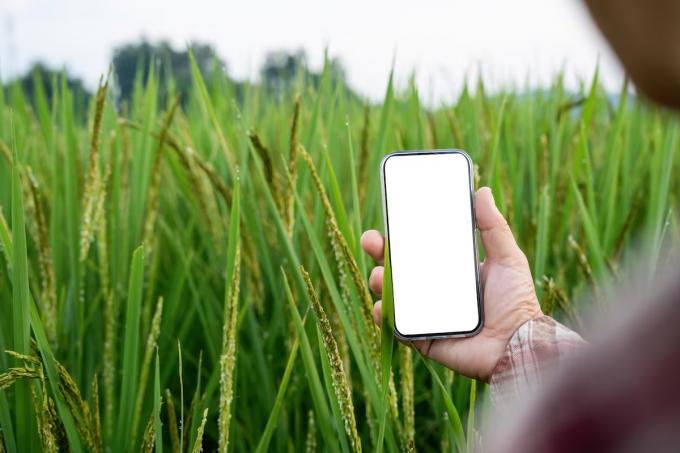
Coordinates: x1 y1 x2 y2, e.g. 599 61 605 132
3 40 350 111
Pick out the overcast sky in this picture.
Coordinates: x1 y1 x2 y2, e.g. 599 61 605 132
1 0 624 102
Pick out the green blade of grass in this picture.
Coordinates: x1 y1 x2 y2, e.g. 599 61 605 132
345 119 366 275
648 124 677 262
253 330 300 453
116 245 145 451
187 352 204 450
60 75 82 371
466 379 477 453
365 67 394 227
188 50 235 177
30 298 84 452
376 242 395 453
10 129 33 448
534 185 550 302
421 358 466 453
570 177 606 282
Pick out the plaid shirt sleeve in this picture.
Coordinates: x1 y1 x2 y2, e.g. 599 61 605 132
489 315 586 407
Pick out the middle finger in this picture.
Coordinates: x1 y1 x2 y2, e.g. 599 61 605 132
369 266 384 295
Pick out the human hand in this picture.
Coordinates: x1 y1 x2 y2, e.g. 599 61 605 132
361 186 542 380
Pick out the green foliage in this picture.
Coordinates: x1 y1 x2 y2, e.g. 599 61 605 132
0 56 678 453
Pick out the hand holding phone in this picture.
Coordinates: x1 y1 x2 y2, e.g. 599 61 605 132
364 150 542 380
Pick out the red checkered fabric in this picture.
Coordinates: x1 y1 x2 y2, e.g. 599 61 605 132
490 315 586 407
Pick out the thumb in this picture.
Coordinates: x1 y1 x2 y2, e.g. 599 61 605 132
475 187 523 262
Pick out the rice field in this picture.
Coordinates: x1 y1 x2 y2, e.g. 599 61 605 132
0 55 678 452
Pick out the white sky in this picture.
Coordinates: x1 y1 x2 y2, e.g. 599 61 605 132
0 0 624 103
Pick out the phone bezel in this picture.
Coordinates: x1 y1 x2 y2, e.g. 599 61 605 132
380 149 484 340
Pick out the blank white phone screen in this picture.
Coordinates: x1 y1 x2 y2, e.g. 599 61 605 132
383 152 480 337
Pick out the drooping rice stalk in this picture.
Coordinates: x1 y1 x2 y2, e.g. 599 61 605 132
27 353 57 453
79 77 109 263
398 344 414 452
217 249 240 452
90 375 102 453
300 146 379 356
53 360 97 452
248 130 283 212
300 265 361 453
33 387 58 453
25 169 56 345
218 181 241 453
0 364 41 390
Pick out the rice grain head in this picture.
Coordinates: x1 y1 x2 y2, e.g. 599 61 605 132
165 389 181 453
398 343 415 452
0 366 41 390
248 130 284 213
305 409 316 453
90 374 103 453
79 77 109 263
30 366 57 453
300 146 402 422
191 408 209 453
54 360 96 451
299 146 380 357
140 411 155 453
242 232 265 313
25 168 56 345
300 265 361 453
34 361 59 453
102 289 115 440
218 246 241 453
94 156 112 287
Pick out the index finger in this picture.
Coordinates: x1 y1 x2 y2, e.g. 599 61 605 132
360 230 385 264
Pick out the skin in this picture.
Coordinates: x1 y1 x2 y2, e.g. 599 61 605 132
361 186 542 381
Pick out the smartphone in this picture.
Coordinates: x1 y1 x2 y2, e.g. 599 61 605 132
380 150 483 340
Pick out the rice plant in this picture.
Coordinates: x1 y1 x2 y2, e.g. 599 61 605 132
0 54 678 452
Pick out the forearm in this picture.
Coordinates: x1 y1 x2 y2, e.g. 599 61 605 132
490 315 586 407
